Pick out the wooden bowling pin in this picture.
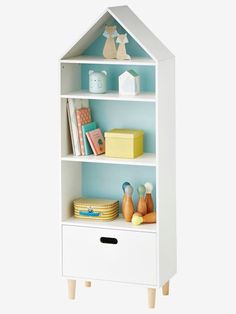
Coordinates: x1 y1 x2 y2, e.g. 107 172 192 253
137 184 147 216
122 182 130 218
123 185 134 222
132 212 156 225
144 182 154 213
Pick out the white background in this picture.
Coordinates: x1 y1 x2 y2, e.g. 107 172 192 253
0 0 236 313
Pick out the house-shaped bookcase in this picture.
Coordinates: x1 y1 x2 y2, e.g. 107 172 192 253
60 5 176 309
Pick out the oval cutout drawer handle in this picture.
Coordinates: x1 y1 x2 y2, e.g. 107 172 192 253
100 237 118 244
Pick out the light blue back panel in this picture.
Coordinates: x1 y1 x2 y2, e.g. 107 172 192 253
89 100 155 153
81 64 155 92
82 163 156 210
83 19 151 58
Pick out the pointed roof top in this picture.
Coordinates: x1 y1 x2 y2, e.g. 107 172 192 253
108 6 174 61
62 5 174 62
121 70 139 77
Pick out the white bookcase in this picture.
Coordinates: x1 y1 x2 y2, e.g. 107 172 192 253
60 5 176 309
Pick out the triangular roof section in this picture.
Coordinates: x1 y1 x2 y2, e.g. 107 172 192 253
122 70 139 77
62 5 174 62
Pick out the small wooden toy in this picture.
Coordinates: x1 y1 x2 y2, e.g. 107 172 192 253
136 184 147 216
123 185 134 222
122 182 130 217
89 70 107 93
116 34 131 60
103 25 118 59
131 212 156 225
144 182 154 213
119 70 140 96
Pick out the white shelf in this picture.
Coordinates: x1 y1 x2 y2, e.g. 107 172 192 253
61 153 156 167
62 215 157 233
61 90 156 102
60 55 155 66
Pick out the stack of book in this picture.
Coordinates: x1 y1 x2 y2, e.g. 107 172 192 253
67 99 105 156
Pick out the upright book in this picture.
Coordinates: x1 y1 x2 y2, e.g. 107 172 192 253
81 122 97 155
76 107 91 155
86 128 105 155
67 99 89 156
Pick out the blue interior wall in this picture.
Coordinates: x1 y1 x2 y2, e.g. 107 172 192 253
89 100 156 153
82 163 156 211
83 19 151 58
77 19 156 213
81 64 155 92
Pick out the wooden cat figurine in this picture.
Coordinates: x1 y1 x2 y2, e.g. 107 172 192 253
116 34 131 60
103 25 118 59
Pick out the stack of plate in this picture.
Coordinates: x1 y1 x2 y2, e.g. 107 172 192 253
74 198 119 221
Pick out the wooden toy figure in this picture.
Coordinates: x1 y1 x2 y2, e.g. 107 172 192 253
123 185 134 222
144 182 154 213
136 184 147 216
103 25 118 59
122 182 130 217
132 212 156 225
116 34 131 60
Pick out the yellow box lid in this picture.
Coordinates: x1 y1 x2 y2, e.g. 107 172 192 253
105 129 144 139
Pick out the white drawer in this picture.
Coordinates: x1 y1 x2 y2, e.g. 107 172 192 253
62 225 157 285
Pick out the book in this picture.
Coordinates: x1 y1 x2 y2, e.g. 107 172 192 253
67 100 76 155
81 122 97 155
86 128 105 155
76 107 91 155
67 99 89 156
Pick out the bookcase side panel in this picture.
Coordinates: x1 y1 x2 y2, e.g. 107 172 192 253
61 63 81 94
61 99 73 156
61 161 82 221
157 57 176 287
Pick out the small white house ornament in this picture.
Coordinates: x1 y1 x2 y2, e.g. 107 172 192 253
118 70 140 96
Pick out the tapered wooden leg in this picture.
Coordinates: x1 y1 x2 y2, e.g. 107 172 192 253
162 281 169 296
84 281 91 287
68 279 76 299
147 288 156 308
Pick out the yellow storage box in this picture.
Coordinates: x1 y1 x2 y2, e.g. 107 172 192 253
105 129 144 159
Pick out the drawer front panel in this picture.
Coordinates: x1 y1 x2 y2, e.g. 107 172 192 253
62 226 157 285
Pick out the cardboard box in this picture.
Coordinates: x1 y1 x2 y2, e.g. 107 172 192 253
105 129 144 159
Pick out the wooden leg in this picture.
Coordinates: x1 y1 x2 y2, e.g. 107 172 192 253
84 281 91 287
147 288 156 308
162 281 169 296
68 279 76 299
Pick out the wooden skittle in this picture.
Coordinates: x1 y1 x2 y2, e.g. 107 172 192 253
136 185 147 216
132 212 156 225
123 185 134 222
121 182 130 218
144 182 154 213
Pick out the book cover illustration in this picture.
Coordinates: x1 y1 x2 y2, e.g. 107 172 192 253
76 107 91 155
86 128 105 155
